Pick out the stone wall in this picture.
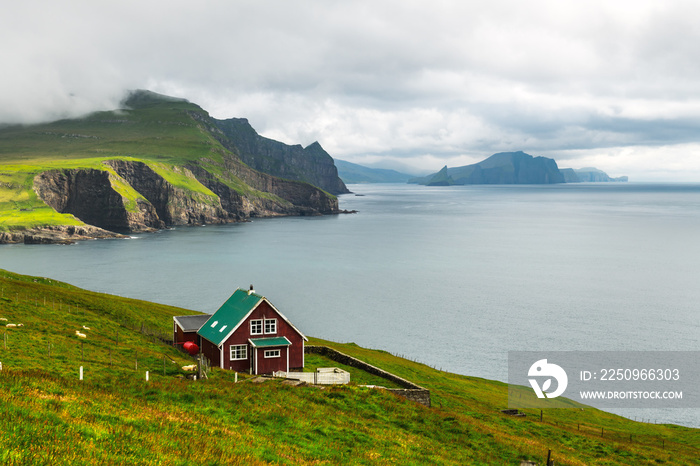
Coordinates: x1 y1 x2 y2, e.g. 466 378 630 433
305 346 431 407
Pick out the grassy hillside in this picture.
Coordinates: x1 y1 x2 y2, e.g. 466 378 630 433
0 269 697 465
0 93 228 231
0 91 337 236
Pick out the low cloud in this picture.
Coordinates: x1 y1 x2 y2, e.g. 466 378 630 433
2 1 700 180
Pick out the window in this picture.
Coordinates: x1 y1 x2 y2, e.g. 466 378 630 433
230 345 247 360
250 319 262 335
264 318 277 334
264 349 280 358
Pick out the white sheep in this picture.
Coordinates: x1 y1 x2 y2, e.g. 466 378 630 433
5 323 16 328
181 364 197 371
82 325 90 330
75 331 87 339
0 318 7 321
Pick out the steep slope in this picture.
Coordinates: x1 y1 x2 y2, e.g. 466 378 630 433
411 151 565 185
1 268 697 465
0 90 343 243
215 117 349 195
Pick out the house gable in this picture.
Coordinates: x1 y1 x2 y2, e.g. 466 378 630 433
197 289 307 349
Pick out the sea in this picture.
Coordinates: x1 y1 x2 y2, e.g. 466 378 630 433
1 182 699 428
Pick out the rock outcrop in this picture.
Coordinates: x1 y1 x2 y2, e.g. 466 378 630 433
105 160 228 226
33 169 163 233
0 225 126 245
27 158 341 243
214 117 350 195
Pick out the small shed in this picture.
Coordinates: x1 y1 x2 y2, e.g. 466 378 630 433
173 314 211 349
194 287 307 374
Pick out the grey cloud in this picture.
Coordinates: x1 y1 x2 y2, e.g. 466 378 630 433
2 1 700 179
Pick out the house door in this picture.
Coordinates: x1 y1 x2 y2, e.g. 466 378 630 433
250 346 255 375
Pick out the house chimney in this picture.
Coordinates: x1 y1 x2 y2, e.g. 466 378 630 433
248 284 255 295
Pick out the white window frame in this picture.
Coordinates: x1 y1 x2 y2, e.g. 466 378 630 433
250 319 263 335
230 344 247 361
264 318 277 334
264 349 281 358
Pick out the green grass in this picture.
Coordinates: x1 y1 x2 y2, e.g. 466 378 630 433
0 93 326 232
0 171 84 231
0 95 227 231
0 268 697 465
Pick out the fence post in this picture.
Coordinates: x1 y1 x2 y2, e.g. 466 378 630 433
79 366 83 381
135 351 138 370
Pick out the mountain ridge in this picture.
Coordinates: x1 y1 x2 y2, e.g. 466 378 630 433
410 151 565 185
0 90 348 244
334 159 413 184
410 151 627 185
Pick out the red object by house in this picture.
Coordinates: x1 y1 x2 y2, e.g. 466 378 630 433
182 341 199 356
189 287 307 374
173 314 211 350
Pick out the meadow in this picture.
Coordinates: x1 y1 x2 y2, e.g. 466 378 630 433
0 269 697 465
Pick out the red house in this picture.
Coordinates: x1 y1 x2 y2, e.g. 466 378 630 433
195 287 307 374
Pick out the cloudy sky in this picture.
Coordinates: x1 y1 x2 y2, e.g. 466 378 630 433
3 0 700 180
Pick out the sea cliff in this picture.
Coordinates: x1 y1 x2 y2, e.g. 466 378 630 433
0 90 347 244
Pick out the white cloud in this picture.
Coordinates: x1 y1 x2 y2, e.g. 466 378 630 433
2 0 700 180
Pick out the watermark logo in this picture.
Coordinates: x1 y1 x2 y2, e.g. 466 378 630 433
528 359 568 398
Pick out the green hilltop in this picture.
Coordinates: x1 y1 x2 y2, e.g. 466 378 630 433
0 269 697 465
0 91 345 243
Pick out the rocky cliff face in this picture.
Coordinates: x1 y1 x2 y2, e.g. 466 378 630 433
28 158 340 243
0 225 126 245
187 157 339 218
214 118 350 195
34 169 163 232
106 160 228 226
0 90 347 244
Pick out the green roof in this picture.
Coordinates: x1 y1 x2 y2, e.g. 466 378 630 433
198 289 263 346
249 337 291 348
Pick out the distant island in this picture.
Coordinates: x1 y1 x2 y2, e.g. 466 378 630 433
408 151 627 186
334 159 414 184
560 167 628 183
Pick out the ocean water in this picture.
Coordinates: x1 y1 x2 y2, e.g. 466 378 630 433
1 183 699 427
